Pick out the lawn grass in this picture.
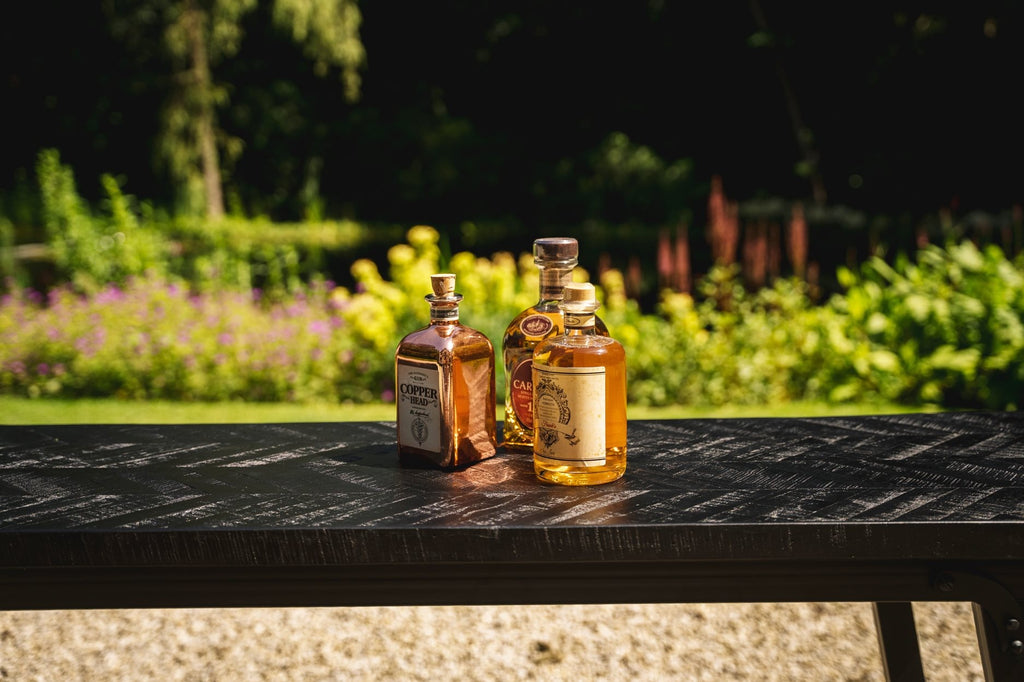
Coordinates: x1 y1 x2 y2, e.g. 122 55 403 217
0 396 935 425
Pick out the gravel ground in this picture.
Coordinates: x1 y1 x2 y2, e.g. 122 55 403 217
0 602 984 681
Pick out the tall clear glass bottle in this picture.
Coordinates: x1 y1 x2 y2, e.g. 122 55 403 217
532 282 626 485
395 273 497 468
502 238 608 450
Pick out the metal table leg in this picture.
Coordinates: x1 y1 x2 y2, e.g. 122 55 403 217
874 602 925 682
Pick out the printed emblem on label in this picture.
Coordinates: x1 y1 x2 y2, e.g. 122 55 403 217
519 314 554 337
411 416 429 445
510 358 535 428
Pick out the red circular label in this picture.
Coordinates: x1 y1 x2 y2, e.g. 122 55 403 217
519 314 554 337
510 359 535 429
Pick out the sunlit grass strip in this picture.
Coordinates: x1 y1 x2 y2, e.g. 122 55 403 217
0 396 933 426
0 397 395 425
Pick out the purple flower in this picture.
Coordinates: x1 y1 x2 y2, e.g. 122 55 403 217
308 320 330 337
95 286 125 305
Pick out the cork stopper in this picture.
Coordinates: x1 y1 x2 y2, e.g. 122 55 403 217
560 282 599 319
430 273 456 297
426 273 461 321
562 282 595 304
534 238 578 266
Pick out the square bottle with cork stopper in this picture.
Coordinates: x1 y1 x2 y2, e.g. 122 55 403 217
395 273 497 468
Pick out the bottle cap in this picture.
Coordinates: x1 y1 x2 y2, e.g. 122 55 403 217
560 282 599 315
534 238 578 266
562 282 595 303
430 273 456 297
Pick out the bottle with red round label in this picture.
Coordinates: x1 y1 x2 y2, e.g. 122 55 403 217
501 238 608 450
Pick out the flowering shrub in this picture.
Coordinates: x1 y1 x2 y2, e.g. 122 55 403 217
603 265 844 407
606 241 1024 410
0 226 540 403
340 225 542 401
1 225 1022 410
0 278 368 402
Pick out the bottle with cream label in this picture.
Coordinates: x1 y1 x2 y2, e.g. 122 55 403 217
395 273 497 468
532 282 626 485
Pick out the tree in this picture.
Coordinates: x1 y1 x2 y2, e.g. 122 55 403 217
110 0 365 220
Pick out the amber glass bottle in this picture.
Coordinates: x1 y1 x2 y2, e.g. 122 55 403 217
532 282 626 485
502 238 607 450
395 273 497 468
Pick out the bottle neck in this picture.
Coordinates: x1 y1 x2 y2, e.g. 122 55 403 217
563 311 598 335
427 294 461 324
538 265 575 302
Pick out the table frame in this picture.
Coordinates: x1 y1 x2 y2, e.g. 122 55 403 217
2 415 1022 681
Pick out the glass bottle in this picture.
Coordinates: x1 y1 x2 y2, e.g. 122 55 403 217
395 273 497 468
502 238 608 451
532 282 626 485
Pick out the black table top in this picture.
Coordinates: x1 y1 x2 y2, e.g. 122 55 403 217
2 412 1023 568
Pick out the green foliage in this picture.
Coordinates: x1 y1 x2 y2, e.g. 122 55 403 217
824 241 1024 409
36 150 169 291
272 0 365 100
178 0 363 214
580 132 694 224
604 266 841 408
28 149 390 295
0 218 15 284
166 214 373 293
163 0 257 63
612 240 1024 410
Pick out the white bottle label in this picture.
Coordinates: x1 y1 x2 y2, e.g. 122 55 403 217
532 364 606 467
397 361 441 453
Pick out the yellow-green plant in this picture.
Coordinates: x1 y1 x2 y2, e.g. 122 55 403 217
826 241 1024 408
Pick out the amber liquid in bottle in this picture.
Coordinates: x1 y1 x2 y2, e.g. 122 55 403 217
532 283 626 485
396 274 497 468
502 238 607 451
